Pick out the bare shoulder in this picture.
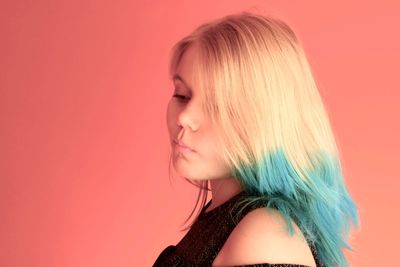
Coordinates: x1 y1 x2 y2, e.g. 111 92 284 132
212 207 317 267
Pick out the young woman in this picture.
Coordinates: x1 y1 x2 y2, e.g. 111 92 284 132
154 11 359 267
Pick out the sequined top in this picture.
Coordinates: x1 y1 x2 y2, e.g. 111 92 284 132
153 190 324 267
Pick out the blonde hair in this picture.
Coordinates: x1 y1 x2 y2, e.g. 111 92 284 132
168 11 359 267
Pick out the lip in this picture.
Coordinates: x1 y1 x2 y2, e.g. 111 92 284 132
173 139 196 152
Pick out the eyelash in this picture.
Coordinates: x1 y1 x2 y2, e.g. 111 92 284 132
173 94 189 101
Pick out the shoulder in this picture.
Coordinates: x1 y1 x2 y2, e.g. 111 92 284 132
212 207 317 267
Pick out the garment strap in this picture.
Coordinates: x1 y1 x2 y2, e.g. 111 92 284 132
198 193 323 266
198 192 268 265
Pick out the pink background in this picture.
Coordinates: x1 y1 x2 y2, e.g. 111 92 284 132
1 1 399 266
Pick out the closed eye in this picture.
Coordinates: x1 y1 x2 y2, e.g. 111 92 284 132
173 94 190 101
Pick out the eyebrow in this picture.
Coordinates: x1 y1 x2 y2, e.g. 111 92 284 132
172 74 192 90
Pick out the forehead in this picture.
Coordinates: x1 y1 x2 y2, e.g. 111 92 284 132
173 43 201 90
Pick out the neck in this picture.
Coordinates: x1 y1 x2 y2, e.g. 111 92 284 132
207 177 243 211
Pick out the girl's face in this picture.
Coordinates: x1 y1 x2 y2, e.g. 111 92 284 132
166 43 230 181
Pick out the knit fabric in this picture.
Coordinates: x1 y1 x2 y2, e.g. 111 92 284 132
153 190 324 267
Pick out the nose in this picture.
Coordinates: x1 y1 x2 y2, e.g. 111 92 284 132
177 102 200 132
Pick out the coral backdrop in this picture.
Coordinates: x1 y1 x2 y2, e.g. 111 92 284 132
1 1 399 266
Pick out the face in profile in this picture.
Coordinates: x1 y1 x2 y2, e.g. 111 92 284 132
166 42 231 182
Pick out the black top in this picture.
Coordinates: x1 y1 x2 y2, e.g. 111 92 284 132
153 190 324 267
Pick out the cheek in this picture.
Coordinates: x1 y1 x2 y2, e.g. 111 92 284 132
204 147 232 177
201 137 221 160
207 138 228 165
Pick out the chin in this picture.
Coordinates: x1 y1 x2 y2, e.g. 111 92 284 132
173 164 203 181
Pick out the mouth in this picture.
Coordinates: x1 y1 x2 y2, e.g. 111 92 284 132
173 139 196 152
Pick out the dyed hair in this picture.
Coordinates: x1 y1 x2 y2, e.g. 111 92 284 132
167 11 359 267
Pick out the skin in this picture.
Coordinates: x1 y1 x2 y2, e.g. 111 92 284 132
166 41 317 267
166 41 243 212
